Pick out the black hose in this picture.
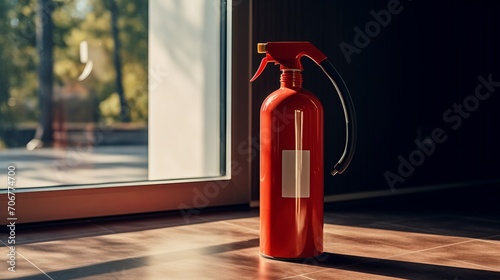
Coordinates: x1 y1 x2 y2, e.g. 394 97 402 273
319 60 357 176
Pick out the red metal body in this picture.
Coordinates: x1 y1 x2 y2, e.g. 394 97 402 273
260 70 324 259
253 42 356 260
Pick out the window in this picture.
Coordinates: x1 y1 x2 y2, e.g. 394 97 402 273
149 0 228 180
1 0 150 188
0 0 252 223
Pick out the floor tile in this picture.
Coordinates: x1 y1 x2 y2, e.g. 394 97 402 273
0 248 47 279
304 256 500 280
388 240 500 273
281 276 321 280
0 222 113 246
220 216 260 233
296 268 405 280
324 224 465 256
375 214 500 239
94 214 191 234
193 208 259 222
323 210 438 227
93 220 259 260
64 266 169 280
13 236 143 278
447 212 500 224
35 258 145 280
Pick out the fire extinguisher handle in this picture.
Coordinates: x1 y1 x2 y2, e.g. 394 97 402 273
319 60 357 176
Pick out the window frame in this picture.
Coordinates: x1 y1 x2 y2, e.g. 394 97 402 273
0 0 253 224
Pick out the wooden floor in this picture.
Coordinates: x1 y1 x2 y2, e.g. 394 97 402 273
2 190 500 279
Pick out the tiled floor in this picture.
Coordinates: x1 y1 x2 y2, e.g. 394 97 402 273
1 200 500 280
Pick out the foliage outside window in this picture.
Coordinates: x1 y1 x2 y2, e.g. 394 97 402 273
0 0 148 149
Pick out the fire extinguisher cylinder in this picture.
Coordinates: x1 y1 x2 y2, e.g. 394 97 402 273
251 41 357 260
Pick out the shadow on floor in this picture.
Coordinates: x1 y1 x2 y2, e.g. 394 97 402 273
296 252 500 280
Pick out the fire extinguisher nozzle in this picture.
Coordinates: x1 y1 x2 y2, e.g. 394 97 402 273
257 43 267 54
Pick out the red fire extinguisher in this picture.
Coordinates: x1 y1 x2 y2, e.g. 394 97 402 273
250 42 357 259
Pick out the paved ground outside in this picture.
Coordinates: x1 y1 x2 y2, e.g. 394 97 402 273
0 145 147 189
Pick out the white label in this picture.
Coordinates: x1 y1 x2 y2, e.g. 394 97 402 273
282 150 310 198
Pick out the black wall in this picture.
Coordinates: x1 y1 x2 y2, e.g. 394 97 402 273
250 0 500 196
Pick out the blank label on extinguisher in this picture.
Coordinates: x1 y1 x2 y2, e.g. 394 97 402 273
282 150 310 198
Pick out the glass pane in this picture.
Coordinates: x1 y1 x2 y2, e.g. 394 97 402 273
0 0 227 189
148 0 226 180
0 0 149 188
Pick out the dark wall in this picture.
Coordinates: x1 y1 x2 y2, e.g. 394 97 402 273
250 0 500 196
